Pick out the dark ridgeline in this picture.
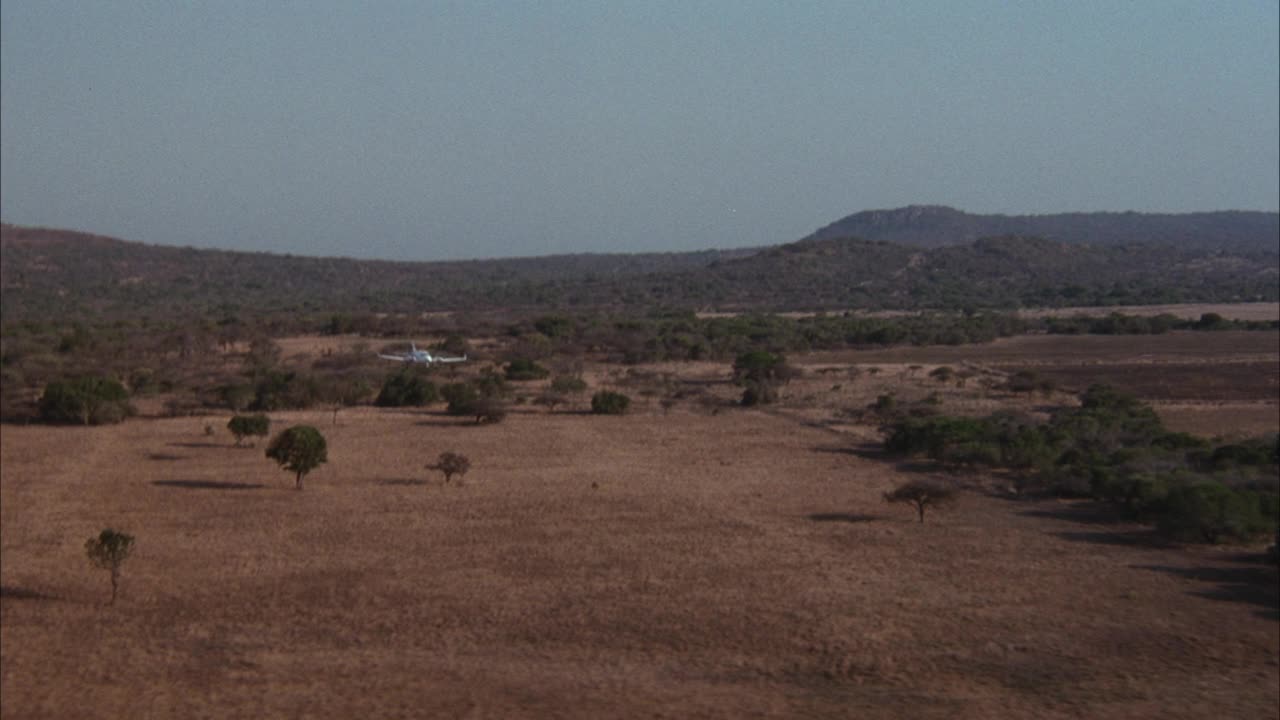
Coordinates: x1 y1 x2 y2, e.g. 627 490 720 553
2 206 1277 320
802 205 1280 254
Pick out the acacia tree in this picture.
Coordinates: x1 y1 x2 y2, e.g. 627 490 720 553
430 451 471 484
85 528 135 605
265 425 328 490
883 480 956 523
732 351 794 406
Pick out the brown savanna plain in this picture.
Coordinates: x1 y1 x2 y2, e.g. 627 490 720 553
2 330 1278 719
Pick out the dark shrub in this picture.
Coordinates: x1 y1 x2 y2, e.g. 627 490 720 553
376 371 438 407
431 451 472 483
591 391 631 415
505 358 550 381
227 414 270 446
1154 481 1270 543
39 376 132 425
442 382 480 416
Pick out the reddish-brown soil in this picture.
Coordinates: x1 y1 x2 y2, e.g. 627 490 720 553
3 399 1277 718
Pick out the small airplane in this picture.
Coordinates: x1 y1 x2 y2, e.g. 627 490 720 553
377 343 467 364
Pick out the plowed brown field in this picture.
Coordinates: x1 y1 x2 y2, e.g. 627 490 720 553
3 393 1277 717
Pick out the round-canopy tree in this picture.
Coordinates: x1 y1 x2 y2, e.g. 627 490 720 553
265 425 328 490
430 451 472 484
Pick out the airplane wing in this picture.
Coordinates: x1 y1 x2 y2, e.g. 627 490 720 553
378 354 411 362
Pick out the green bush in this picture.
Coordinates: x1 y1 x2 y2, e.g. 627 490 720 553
227 414 270 446
39 376 132 425
591 391 631 415
250 370 323 411
505 358 550 381
1154 481 1270 544
441 383 506 423
375 371 438 407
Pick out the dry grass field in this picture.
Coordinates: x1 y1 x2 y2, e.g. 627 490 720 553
2 331 1278 719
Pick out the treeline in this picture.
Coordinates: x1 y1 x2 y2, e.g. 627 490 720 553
4 306 1276 421
883 385 1279 544
1043 312 1278 335
493 310 1276 364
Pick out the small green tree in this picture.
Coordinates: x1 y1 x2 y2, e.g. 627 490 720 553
884 480 956 523
85 529 135 605
265 425 328 490
227 414 270 447
591 391 631 415
431 451 471 484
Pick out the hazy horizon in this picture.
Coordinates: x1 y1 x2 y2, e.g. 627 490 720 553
3 1 1277 262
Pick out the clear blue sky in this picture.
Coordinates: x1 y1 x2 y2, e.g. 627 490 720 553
3 1 1277 261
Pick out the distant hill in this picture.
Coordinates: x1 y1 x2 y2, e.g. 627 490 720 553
2 212 1277 323
803 205 1280 253
0 223 759 319
657 234 1278 311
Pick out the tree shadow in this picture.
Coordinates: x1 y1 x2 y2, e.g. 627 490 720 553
1019 501 1130 527
1053 530 1174 549
413 418 492 427
807 513 880 523
1133 557 1279 621
152 479 264 490
841 444 894 460
147 452 187 461
377 478 429 486
810 444 865 457
0 585 58 601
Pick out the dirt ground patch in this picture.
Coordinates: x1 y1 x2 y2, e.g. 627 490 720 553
3 401 1277 718
800 332 1278 439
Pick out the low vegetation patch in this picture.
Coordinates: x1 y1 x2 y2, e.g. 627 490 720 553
591 391 631 415
882 385 1280 544
39 376 133 425
227 413 270 446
